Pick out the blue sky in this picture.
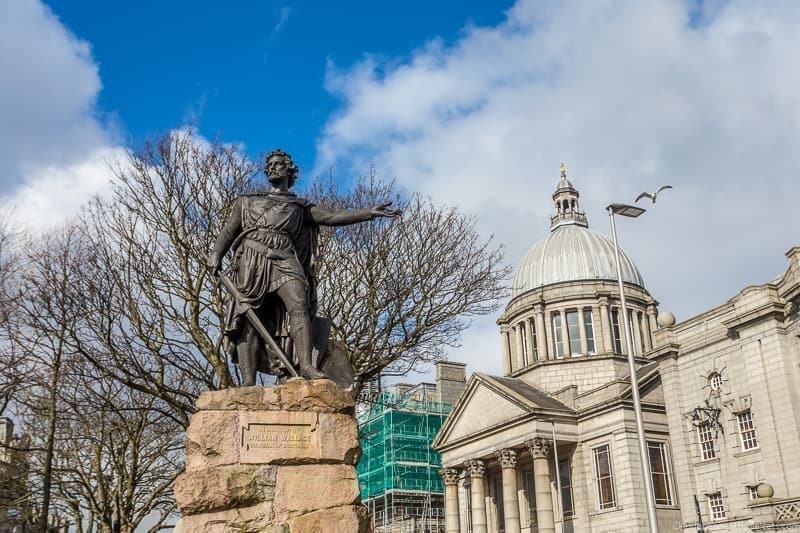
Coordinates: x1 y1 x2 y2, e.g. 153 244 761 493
44 0 514 173
3 0 800 377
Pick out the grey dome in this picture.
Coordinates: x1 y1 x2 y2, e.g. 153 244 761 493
511 224 645 298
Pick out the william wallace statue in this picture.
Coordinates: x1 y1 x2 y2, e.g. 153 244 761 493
208 149 399 386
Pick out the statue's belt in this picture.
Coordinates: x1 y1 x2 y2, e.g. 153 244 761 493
240 234 294 259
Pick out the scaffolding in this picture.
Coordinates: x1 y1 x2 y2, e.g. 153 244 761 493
357 386 452 533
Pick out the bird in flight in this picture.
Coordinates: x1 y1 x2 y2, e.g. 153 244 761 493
635 185 673 204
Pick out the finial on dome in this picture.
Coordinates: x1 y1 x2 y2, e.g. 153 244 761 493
551 162 587 230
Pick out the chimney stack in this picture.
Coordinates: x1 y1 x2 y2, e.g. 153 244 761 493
435 361 467 406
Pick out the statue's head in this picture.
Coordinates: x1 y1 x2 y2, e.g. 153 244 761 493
265 149 299 188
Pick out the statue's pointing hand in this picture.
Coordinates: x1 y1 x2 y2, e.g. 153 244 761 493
371 201 402 218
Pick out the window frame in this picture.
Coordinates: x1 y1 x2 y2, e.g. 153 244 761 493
565 310 582 356
584 308 596 354
520 322 529 367
558 457 575 518
611 309 622 354
553 313 565 358
709 372 723 392
697 422 717 461
592 444 617 510
521 468 537 527
707 492 726 521
646 440 674 506
737 410 759 451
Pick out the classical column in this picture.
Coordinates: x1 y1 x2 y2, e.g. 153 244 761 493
441 468 461 533
641 309 653 352
599 297 613 353
501 328 512 375
527 438 555 533
647 304 658 334
525 318 536 365
496 449 521 533
559 310 569 357
578 306 589 355
467 460 488 533
534 305 548 360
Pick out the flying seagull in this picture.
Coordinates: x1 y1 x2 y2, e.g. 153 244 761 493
635 185 673 204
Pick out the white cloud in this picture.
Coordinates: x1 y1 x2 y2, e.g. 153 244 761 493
0 0 118 229
317 0 800 375
1 146 125 231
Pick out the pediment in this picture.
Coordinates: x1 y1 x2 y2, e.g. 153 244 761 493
433 373 572 449
444 382 527 442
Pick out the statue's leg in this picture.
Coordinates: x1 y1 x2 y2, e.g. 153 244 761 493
276 280 326 380
237 321 259 386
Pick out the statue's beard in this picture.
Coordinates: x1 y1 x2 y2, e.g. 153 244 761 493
268 175 289 187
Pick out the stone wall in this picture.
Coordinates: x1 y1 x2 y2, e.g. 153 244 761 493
175 380 370 533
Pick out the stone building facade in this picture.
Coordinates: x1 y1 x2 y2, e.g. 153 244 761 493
432 167 800 532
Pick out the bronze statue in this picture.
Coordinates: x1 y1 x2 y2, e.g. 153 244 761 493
208 149 399 386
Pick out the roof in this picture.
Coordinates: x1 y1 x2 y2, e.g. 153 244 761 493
511 223 645 298
487 375 574 412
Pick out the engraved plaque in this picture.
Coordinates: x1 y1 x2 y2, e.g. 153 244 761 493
242 423 313 451
239 411 320 464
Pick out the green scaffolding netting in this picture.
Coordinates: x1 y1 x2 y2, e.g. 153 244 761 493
357 391 452 500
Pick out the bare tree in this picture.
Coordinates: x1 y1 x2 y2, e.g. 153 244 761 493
10 227 86 531
310 176 510 389
9 226 182 532
52 369 181 533
0 212 22 416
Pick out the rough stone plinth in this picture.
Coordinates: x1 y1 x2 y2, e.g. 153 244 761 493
175 380 369 532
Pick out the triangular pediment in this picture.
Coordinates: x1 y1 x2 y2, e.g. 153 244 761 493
433 373 574 449
444 381 527 442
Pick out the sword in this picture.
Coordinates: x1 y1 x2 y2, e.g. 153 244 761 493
211 265 299 378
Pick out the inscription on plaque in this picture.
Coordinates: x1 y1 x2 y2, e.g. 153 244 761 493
239 411 321 464
242 424 313 451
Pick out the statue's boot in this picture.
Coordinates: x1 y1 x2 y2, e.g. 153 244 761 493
300 365 328 380
291 309 329 380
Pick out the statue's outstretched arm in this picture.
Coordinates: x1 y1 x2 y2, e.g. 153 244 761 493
208 198 243 273
309 202 400 226
308 206 374 226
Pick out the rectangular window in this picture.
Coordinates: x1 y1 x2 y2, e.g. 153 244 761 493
566 311 581 356
559 458 574 517
521 469 537 526
491 475 505 530
530 322 539 362
584 309 596 354
520 323 529 367
592 445 616 510
708 492 726 520
737 410 759 451
553 314 565 358
611 310 622 353
748 486 759 501
647 441 673 505
697 422 716 461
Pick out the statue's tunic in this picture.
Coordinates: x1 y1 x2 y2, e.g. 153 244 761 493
217 193 315 343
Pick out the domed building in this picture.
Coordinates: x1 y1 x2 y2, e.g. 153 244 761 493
433 166 800 533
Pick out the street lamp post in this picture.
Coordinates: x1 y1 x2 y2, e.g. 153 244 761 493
606 202 659 533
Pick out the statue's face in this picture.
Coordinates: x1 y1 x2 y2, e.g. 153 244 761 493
267 156 294 186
